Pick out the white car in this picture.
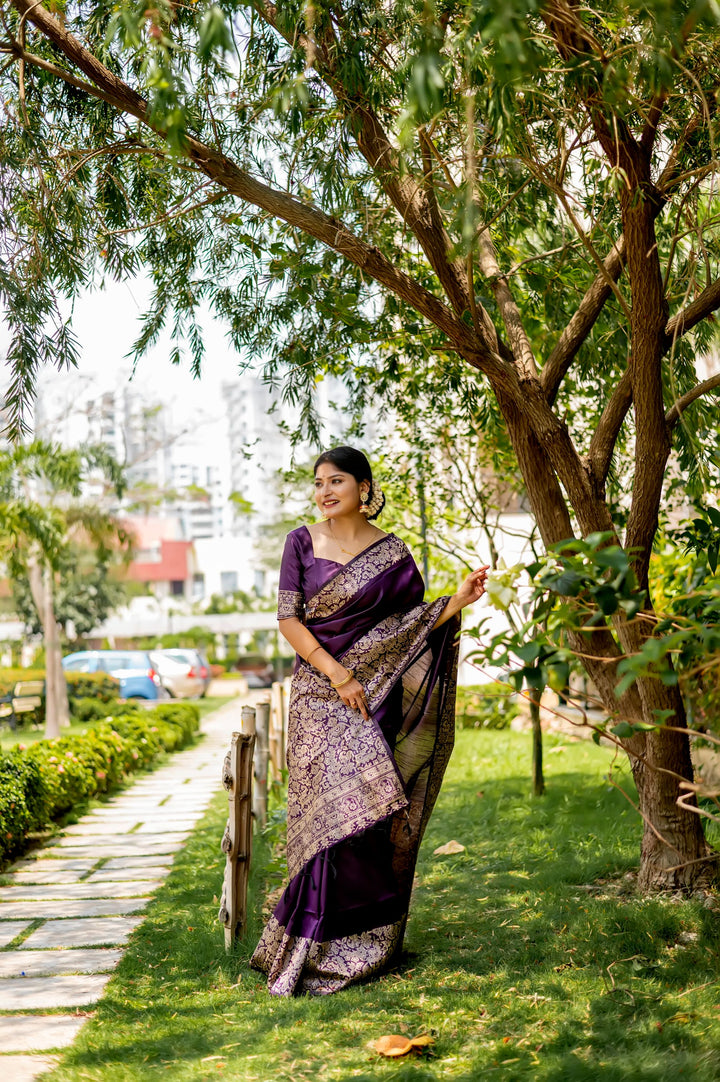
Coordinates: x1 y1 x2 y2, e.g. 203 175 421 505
149 650 208 699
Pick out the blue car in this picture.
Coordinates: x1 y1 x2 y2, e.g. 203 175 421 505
62 650 163 700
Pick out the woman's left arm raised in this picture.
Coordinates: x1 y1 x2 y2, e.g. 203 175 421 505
434 565 490 628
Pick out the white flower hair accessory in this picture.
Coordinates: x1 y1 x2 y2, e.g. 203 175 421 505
361 482 385 519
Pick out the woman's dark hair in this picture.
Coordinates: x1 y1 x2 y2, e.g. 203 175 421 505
314 446 385 520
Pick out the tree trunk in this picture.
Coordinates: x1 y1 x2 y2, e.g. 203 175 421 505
629 688 712 892
529 693 545 797
27 558 67 739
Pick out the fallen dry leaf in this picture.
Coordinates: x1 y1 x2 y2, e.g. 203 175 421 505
409 1034 435 1048
373 1035 413 1057
433 840 466 856
371 1033 435 1057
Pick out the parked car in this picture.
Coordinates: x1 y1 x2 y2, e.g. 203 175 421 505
62 650 163 700
149 649 210 699
243 668 274 689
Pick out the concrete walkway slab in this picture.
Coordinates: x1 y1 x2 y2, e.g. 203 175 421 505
0 974 111 1010
4 866 93 885
22 917 142 949
55 831 189 850
0 898 150 920
134 820 199 833
101 854 175 870
60 820 142 835
0 881 163 902
0 1054 59 1080
9 858 97 872
0 948 122 977
0 921 32 947
0 1014 86 1051
85 866 171 884
51 838 189 859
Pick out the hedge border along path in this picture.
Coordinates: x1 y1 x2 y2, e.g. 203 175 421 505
0 698 247 1082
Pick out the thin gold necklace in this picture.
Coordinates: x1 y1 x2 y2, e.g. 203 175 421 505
329 520 369 558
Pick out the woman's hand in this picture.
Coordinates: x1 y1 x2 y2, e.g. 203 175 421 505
435 564 490 628
335 675 370 721
455 565 490 609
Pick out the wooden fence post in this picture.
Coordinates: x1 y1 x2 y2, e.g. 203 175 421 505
254 699 270 828
218 731 255 949
242 704 257 736
269 682 285 781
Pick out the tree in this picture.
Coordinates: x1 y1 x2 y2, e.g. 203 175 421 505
11 538 130 640
2 1 720 888
0 440 128 737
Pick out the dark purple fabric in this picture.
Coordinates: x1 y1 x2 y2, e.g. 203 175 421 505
274 681 408 943
278 526 343 600
280 526 427 673
266 528 459 954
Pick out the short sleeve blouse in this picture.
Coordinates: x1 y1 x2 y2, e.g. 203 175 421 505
277 530 307 620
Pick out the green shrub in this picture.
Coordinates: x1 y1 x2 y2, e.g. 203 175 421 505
0 701 201 868
455 683 520 730
0 667 45 697
65 671 119 704
0 751 48 857
0 668 119 729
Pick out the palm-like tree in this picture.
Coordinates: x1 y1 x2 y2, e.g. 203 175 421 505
0 440 128 738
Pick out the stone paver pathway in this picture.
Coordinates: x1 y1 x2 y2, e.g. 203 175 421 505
0 699 246 1081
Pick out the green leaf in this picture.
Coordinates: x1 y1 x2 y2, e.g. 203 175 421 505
610 721 636 739
198 6 234 61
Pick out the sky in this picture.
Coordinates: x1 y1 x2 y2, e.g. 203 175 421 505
2 273 256 451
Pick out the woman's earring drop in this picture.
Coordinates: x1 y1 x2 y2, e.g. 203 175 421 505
360 492 369 514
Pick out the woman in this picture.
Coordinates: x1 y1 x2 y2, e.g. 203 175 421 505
251 447 488 996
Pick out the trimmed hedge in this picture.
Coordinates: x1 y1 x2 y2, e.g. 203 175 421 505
0 700 200 868
0 668 119 727
455 683 520 730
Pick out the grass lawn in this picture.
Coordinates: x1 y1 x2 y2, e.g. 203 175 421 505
0 696 231 752
42 729 720 1082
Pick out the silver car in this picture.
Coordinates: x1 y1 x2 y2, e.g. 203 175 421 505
149 649 210 699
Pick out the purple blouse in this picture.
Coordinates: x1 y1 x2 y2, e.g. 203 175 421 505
277 525 419 621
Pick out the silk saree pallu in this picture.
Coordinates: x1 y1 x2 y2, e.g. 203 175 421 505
251 531 460 996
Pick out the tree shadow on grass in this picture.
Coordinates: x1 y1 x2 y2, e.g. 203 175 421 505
50 767 720 1082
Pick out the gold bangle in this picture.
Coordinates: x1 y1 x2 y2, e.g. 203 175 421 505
306 645 323 665
330 670 354 689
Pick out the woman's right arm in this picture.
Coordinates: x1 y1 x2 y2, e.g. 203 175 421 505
279 618 370 721
279 617 348 685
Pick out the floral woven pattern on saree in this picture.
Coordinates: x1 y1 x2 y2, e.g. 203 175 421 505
251 528 460 995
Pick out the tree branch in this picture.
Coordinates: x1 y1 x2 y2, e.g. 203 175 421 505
541 235 626 403
662 278 720 352
542 104 718 405
666 374 720 428
587 367 633 487
252 0 502 352
8 0 513 384
475 228 538 380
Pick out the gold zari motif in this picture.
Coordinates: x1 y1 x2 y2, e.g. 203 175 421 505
306 534 408 620
253 914 405 996
277 588 305 620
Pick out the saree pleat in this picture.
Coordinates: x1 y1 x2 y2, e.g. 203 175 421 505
251 529 460 996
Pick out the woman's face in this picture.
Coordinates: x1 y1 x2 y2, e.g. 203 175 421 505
314 463 368 518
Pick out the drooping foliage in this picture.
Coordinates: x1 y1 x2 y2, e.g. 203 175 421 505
3 0 720 887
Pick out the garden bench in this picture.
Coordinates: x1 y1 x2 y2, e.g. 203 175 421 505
0 680 45 730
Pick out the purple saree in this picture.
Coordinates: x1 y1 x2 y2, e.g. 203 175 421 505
250 526 460 996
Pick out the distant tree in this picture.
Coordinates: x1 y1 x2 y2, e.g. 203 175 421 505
11 542 130 640
0 440 129 736
3 1 720 887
